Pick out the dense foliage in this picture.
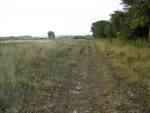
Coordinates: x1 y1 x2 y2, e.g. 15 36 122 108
91 20 114 38
91 0 150 40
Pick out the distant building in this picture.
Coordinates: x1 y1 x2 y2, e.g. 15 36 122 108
48 31 55 39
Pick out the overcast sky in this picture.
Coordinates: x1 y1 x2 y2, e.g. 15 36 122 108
0 0 122 36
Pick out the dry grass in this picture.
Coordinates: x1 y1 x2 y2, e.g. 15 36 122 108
95 39 150 83
96 39 150 112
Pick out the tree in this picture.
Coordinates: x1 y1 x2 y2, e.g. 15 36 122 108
92 0 150 40
111 11 129 38
121 0 150 40
104 22 114 37
48 31 55 39
91 20 114 38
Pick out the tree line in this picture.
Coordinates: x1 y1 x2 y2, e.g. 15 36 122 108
91 0 150 40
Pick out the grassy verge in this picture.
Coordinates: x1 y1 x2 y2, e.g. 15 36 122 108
96 38 150 112
96 39 150 82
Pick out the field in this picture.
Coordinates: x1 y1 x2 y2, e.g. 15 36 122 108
96 39 150 112
96 39 150 82
0 38 150 113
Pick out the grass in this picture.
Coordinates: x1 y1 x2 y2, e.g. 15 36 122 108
96 38 150 82
0 41 73 113
1 38 150 112
0 39 98 113
96 38 150 112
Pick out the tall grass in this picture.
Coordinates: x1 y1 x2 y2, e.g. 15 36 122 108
96 38 150 112
96 39 150 81
0 41 62 113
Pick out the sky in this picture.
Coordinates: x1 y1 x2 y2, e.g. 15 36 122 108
0 0 122 36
